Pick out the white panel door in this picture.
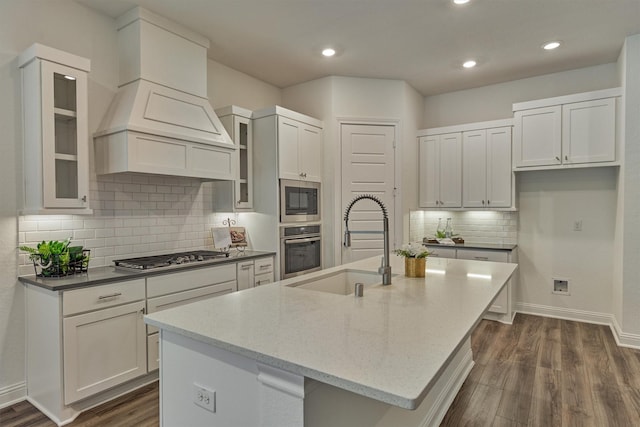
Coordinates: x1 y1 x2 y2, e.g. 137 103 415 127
486 127 512 208
438 133 462 208
299 124 323 182
462 130 487 208
562 98 615 164
278 117 301 180
341 124 395 264
418 136 440 208
514 106 561 167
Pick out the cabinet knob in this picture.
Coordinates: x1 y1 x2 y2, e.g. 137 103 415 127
565 155 568 161
487 200 490 205
482 200 485 205
81 195 87 202
555 156 561 162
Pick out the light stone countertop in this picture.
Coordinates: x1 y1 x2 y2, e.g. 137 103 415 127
145 255 518 410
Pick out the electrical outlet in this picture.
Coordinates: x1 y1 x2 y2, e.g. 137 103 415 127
553 279 570 295
193 384 216 412
573 219 583 231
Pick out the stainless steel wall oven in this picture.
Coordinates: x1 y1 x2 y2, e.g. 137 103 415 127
280 224 321 279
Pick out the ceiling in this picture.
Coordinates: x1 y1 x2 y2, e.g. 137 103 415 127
76 0 640 96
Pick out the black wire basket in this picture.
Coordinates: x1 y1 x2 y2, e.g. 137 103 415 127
30 249 90 278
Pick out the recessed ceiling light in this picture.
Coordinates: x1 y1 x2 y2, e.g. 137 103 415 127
462 60 477 68
542 41 561 50
322 48 336 57
453 0 470 4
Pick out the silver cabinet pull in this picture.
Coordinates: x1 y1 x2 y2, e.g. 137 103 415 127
240 264 252 270
98 292 122 300
474 256 489 261
555 156 561 161
258 265 270 270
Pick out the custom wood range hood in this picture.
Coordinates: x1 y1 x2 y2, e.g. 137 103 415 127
94 7 236 180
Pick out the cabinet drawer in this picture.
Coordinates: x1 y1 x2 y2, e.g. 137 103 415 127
427 247 456 259
63 279 145 316
147 333 159 372
147 264 236 298
456 249 509 263
255 272 273 286
146 280 236 334
254 257 274 274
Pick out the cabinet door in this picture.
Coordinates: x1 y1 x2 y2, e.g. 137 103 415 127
513 106 561 167
427 247 456 259
237 261 255 291
486 127 512 208
235 115 253 209
439 133 462 208
462 130 487 208
63 301 146 403
255 272 273 286
41 61 89 209
299 124 323 182
278 117 302 180
562 98 615 164
418 136 440 208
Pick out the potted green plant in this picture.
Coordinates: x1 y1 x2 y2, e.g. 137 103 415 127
394 242 430 278
20 238 74 277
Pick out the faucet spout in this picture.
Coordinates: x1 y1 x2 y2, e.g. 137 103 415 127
343 194 391 285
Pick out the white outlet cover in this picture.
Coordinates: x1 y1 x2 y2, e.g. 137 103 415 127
193 384 216 413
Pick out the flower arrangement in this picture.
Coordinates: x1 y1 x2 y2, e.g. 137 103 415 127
393 242 430 259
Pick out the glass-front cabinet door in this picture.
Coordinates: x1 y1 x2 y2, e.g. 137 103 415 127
19 44 91 213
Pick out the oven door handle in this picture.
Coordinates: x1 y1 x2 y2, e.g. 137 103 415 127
284 237 321 245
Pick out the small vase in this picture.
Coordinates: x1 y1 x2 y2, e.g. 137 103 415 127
404 257 426 278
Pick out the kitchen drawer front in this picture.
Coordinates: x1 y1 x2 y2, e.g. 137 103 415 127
456 249 509 263
147 333 159 372
255 272 273 286
147 264 236 298
146 280 236 334
427 247 456 259
254 257 274 274
63 279 146 316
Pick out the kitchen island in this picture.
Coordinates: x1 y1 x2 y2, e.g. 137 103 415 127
145 255 517 427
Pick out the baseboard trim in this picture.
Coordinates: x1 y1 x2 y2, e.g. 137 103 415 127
515 302 640 349
0 382 26 409
611 316 640 349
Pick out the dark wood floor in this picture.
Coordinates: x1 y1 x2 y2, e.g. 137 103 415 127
3 314 640 427
441 314 640 426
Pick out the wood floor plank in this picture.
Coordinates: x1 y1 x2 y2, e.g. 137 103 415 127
528 367 561 427
459 384 503 426
496 361 536 424
439 364 484 426
512 314 542 367
538 317 561 370
492 415 526 427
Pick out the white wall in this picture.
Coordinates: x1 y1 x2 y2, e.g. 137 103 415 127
620 35 640 337
207 59 282 110
1 0 282 407
423 64 622 324
423 63 620 128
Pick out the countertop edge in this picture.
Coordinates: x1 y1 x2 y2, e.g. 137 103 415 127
18 250 276 291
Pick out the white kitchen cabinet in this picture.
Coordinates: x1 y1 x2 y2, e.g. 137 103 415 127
237 256 275 290
214 106 254 210
237 260 255 291
455 249 510 315
463 127 512 208
278 116 323 182
425 246 516 323
19 44 91 214
62 279 147 404
513 88 619 169
418 133 462 208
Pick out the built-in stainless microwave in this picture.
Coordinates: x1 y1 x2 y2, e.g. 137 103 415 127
280 179 320 223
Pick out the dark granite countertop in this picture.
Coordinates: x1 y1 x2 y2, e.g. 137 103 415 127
422 241 517 251
18 250 276 292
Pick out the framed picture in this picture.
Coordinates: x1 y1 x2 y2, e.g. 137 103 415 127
229 227 248 248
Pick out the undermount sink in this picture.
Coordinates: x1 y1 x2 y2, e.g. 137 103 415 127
289 269 392 295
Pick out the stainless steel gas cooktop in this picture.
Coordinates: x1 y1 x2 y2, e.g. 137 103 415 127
113 250 229 270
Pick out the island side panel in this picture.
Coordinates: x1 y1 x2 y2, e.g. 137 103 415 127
159 330 305 426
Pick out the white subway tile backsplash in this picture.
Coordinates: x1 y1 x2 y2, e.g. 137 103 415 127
18 173 225 272
409 210 518 245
